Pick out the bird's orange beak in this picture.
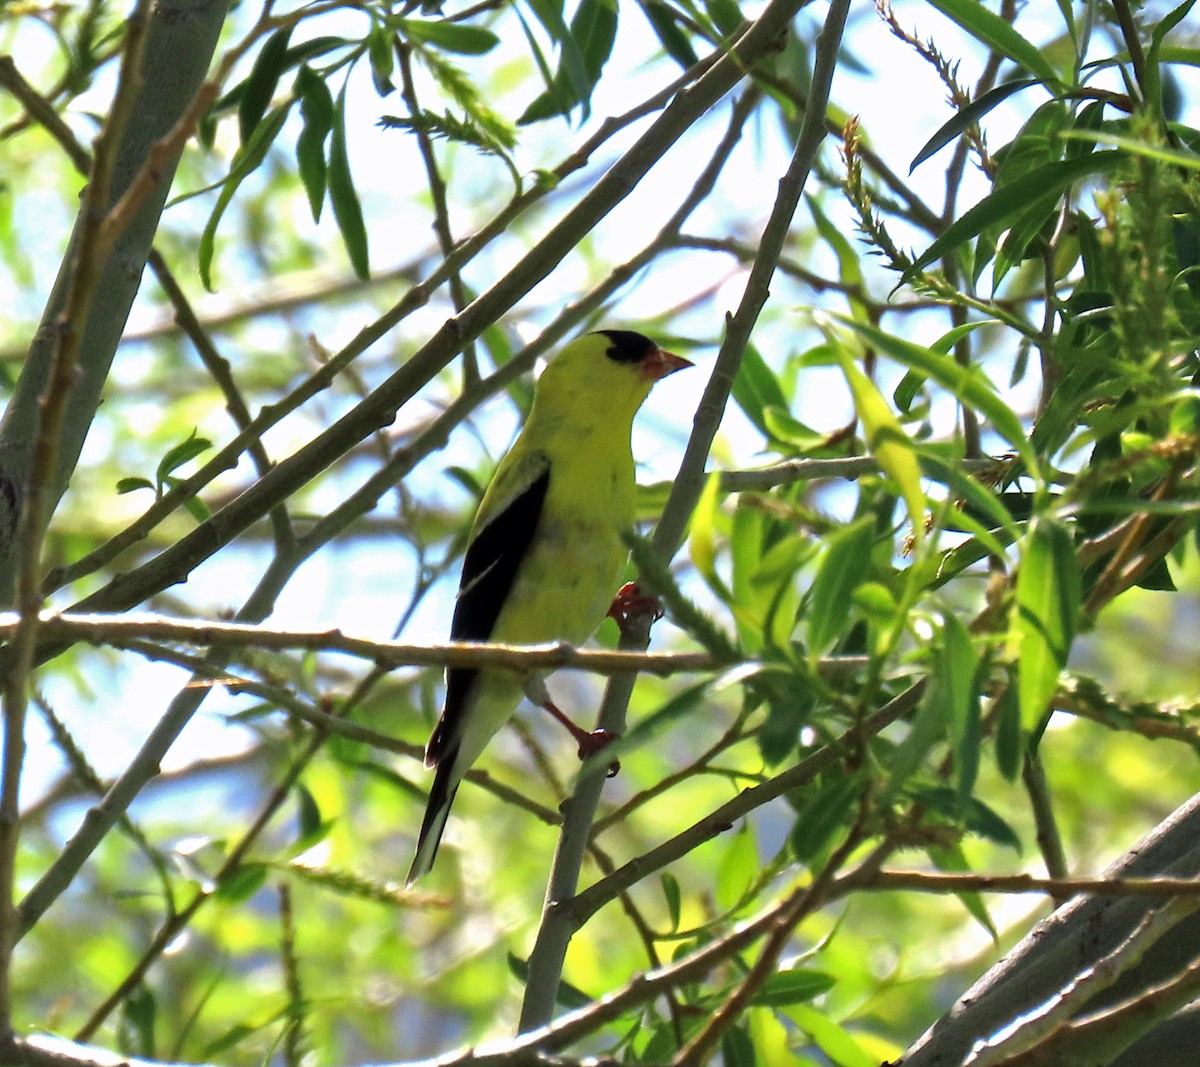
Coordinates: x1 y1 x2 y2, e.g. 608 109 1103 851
642 348 693 382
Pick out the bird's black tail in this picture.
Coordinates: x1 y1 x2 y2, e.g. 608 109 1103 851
407 751 460 884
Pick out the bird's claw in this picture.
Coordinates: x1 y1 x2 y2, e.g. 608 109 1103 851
607 581 664 631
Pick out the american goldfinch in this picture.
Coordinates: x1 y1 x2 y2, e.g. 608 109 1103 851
407 329 691 883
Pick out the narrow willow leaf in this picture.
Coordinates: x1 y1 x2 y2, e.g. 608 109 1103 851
688 470 723 589
731 341 788 436
911 78 1040 172
838 353 926 541
942 611 980 799
809 195 867 321
329 86 370 279
520 0 617 123
806 517 874 657
918 452 1018 542
1058 129 1200 170
660 872 681 930
748 1007 793 1067
928 842 998 942
927 0 1059 84
525 0 592 105
789 1004 878 1067
401 17 501 55
199 104 290 290
577 677 712 779
716 823 756 911
752 968 836 1007
721 1027 755 1067
910 784 1022 850
705 0 743 36
790 771 863 862
1013 517 1080 732
994 682 1022 780
215 863 268 903
155 431 211 488
116 476 154 495
296 65 333 220
910 151 1122 275
367 24 395 95
833 315 1038 475
117 983 157 1060
640 0 698 68
238 25 293 145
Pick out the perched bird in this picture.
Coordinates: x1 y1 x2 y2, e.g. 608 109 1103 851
407 329 691 883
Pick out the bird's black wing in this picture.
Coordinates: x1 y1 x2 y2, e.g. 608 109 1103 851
425 451 551 766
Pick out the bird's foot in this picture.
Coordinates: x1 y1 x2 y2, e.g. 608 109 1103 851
607 581 664 631
540 698 621 777
577 727 621 778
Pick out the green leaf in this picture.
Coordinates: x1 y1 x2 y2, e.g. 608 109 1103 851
756 681 816 766
909 784 1021 850
806 517 874 657
928 842 998 942
910 78 1040 172
116 476 154 495
660 872 681 930
721 1026 756 1067
747 1007 792 1067
994 682 1022 781
296 65 333 220
941 611 980 800
402 18 501 55
117 982 156 1060
199 103 291 290
716 822 757 910
752 968 836 1007
789 1003 877 1067
525 0 592 106
918 452 1018 542
810 195 866 321
926 0 1059 84
1013 517 1079 732
762 407 824 452
838 352 926 542
732 342 788 437
155 430 212 489
367 24 395 95
832 315 1038 475
329 86 370 279
1058 129 1200 170
705 0 743 36
161 477 212 522
519 0 618 123
215 863 268 903
579 677 713 779
237 25 293 146
910 152 1122 277
789 770 863 862
640 0 698 69
688 470 725 592
294 783 322 843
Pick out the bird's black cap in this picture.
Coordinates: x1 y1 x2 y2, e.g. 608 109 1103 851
595 329 657 364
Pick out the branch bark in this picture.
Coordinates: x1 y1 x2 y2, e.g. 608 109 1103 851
902 790 1200 1065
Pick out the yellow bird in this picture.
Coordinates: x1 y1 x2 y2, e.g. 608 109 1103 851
407 330 691 883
